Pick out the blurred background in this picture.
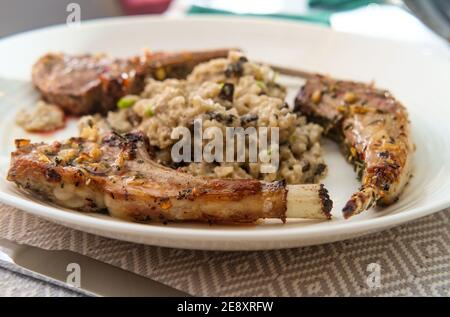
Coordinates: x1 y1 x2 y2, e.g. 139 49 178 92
0 0 448 55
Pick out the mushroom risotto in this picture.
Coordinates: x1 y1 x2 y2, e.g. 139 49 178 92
80 51 327 184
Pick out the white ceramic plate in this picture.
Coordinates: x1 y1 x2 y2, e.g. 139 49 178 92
0 16 449 251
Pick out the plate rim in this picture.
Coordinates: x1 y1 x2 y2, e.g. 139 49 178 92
1 178 449 241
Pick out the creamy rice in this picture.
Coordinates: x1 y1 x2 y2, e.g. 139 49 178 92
80 51 327 184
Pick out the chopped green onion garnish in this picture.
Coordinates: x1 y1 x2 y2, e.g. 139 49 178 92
289 135 297 143
256 80 267 90
145 106 154 117
272 71 279 82
117 96 138 109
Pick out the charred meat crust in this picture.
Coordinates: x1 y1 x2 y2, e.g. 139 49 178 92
295 75 413 217
341 186 377 219
32 49 233 116
318 184 333 219
342 200 356 218
295 80 344 141
32 53 145 115
7 131 288 224
263 180 288 222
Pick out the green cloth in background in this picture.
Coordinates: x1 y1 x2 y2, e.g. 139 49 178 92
310 0 383 11
188 5 331 25
188 0 384 25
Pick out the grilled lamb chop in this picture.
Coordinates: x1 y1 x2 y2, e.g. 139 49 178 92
32 49 232 115
295 75 414 218
7 131 332 224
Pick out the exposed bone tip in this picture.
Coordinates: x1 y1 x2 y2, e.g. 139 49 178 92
286 184 333 220
319 184 333 219
342 199 357 219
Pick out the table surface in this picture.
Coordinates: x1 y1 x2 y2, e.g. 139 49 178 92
0 2 449 297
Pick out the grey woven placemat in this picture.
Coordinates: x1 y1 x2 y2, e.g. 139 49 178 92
0 204 448 297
